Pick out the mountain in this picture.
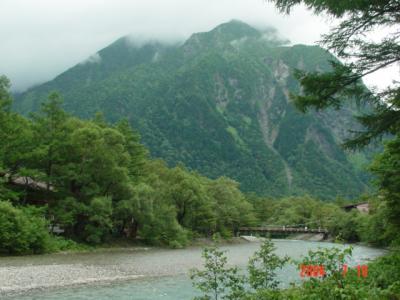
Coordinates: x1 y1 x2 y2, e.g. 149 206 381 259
13 20 372 199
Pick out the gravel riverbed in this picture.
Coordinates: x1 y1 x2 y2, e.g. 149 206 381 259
0 263 143 295
0 239 385 298
0 244 251 297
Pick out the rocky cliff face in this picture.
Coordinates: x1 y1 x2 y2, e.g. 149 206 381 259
14 20 371 199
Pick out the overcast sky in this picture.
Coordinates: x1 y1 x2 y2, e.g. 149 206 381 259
0 0 397 92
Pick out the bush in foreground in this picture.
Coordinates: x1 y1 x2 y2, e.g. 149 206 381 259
0 201 51 254
191 240 400 299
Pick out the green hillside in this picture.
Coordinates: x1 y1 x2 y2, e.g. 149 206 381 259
14 20 372 199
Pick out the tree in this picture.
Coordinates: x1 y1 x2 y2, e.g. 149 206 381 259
167 167 216 235
268 0 400 233
115 119 148 181
31 92 68 192
0 75 12 122
84 196 113 244
247 239 289 290
207 177 257 237
0 76 36 203
370 136 400 229
0 76 12 159
268 0 400 148
51 121 134 240
190 242 245 300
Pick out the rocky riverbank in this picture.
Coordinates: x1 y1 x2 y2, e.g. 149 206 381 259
0 242 254 297
0 238 384 298
0 264 143 296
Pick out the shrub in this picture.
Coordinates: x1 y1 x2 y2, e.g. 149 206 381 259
248 239 289 290
47 236 91 252
0 201 51 254
190 243 246 300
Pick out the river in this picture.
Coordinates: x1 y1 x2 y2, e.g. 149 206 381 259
0 239 385 300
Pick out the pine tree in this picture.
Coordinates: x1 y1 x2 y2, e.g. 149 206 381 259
268 0 400 148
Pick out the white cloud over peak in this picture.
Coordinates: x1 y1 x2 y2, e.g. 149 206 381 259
0 0 340 91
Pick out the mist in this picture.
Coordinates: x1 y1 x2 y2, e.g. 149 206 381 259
0 0 335 92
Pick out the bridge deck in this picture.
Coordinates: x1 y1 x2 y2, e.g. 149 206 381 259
239 226 328 234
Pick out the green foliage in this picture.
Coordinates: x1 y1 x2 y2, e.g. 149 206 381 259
139 196 189 248
261 1 400 254
366 251 400 295
0 201 51 255
247 239 289 290
300 246 353 288
13 21 373 199
190 241 246 300
208 177 257 237
327 210 361 242
356 199 398 246
191 239 290 299
269 0 400 235
275 249 400 300
370 136 400 229
192 240 400 300
252 195 340 231
0 80 258 251
0 75 12 109
269 0 400 149
249 193 400 246
0 16 395 256
47 236 91 252
84 197 113 244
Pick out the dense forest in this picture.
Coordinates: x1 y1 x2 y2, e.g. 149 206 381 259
188 0 400 298
0 77 259 253
1 0 400 297
0 75 396 255
14 20 374 199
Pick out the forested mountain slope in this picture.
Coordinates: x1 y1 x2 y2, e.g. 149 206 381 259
14 20 371 199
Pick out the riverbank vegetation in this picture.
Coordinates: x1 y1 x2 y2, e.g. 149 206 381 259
191 239 400 299
0 77 259 254
197 0 400 297
1 74 399 255
194 0 400 296
249 194 399 247
1 0 400 257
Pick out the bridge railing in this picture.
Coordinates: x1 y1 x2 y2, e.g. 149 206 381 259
238 226 328 233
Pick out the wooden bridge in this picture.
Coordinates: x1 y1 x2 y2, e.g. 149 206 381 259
238 226 329 238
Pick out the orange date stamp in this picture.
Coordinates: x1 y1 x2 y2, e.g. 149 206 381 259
300 264 368 278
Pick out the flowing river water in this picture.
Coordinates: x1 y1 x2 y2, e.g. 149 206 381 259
0 240 385 300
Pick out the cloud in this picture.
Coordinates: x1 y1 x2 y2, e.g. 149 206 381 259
80 53 102 65
230 36 249 48
259 27 290 45
0 0 334 91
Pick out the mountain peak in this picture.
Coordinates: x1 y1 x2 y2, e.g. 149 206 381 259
211 20 261 39
182 20 261 53
14 21 371 199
